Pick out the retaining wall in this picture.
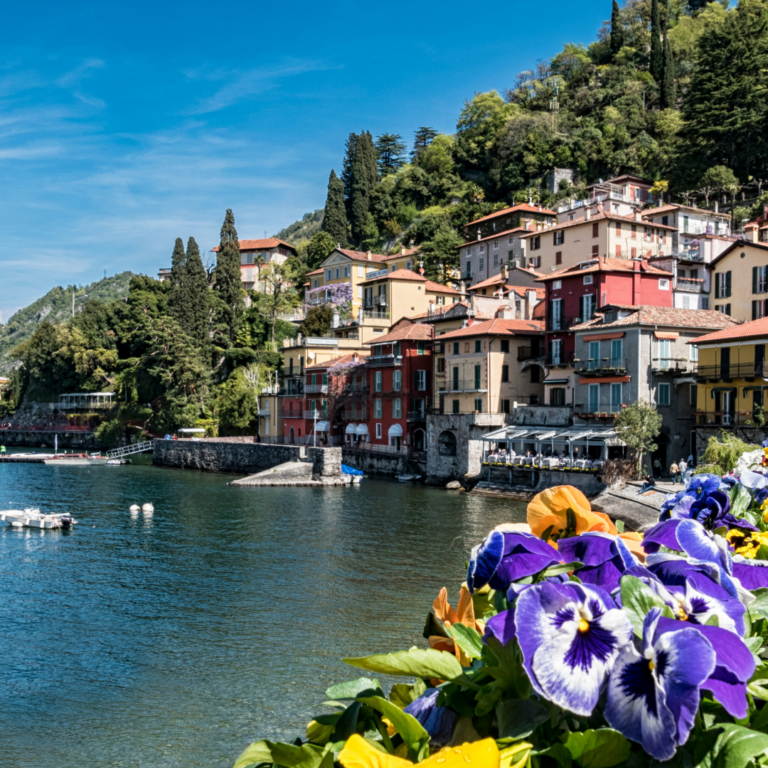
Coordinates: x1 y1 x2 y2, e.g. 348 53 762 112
341 449 409 477
153 439 305 474
0 430 97 449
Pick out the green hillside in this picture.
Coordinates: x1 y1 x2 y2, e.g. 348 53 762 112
274 209 324 246
0 272 135 375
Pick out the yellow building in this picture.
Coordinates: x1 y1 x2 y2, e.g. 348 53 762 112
691 316 768 427
257 385 283 441
436 318 545 415
706 239 768 322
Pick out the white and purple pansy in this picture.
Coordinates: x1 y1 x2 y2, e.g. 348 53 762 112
466 531 561 593
732 555 768 590
604 608 716 761
557 533 638 592
515 582 633 716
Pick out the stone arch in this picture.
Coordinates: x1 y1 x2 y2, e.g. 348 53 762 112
438 430 457 456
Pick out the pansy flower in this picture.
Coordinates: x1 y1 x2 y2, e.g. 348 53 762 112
733 555 768 590
466 531 562 593
427 587 484 663
514 582 633 716
403 689 459 746
605 608 716 761
527 486 617 545
557 532 639 592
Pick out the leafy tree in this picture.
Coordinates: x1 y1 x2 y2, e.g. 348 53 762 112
696 432 760 475
300 306 333 337
360 212 382 252
184 237 211 352
217 369 258 435
614 400 663 476
307 231 337 270
321 169 348 247
419 226 463 282
455 92 512 181
214 209 244 344
650 0 663 81
699 165 740 205
411 127 438 162
660 26 676 109
253 261 300 345
610 0 625 56
375 133 407 176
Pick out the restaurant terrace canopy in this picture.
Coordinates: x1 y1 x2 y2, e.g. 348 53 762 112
57 392 115 410
480 425 624 461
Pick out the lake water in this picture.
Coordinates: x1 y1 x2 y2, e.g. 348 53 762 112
0 456 527 768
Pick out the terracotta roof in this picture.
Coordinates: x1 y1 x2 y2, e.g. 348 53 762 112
437 318 544 340
307 268 324 276
362 323 434 345
466 204 557 227
361 268 460 293
457 227 529 248
689 316 768 345
535 257 672 282
641 204 730 219
384 246 421 260
533 300 546 320
468 274 507 291
510 285 545 300
571 306 740 333
519 212 677 238
709 239 768 268
601 174 652 185
335 247 390 264
304 353 368 371
409 301 471 320
211 238 297 253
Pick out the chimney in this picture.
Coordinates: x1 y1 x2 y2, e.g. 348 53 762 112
460 281 467 298
634 211 642 222
714 201 719 213
477 229 482 241
366 250 372 260
400 244 406 255
419 261 425 276
585 208 591 221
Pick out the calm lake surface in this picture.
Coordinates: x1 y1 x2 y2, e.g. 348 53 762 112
0 455 526 768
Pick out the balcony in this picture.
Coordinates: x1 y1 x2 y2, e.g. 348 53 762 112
546 316 585 332
675 278 704 293
363 309 390 320
693 410 766 427
545 351 576 368
284 383 304 396
366 355 403 367
305 383 328 394
444 379 488 393
574 405 623 419
669 249 704 262
343 409 369 421
346 382 369 394
517 346 544 362
652 359 697 375
303 410 326 419
574 357 629 377
696 362 768 382
257 408 270 417
407 409 428 422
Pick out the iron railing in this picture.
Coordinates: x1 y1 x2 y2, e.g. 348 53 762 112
574 357 629 376
304 384 328 394
696 362 768 381
517 347 544 362
366 355 403 367
545 351 576 367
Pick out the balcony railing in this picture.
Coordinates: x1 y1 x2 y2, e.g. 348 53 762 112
345 442 408 456
257 408 270 417
574 404 624 418
696 362 768 381
305 384 328 394
363 309 390 319
693 410 767 427
545 351 576 367
444 379 488 393
366 355 403 367
343 410 369 421
517 347 544 362
407 410 427 422
652 359 697 375
675 278 704 293
546 316 585 332
303 410 326 419
346 382 369 394
574 357 629 376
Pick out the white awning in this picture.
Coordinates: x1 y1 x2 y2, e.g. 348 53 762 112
388 424 403 437
345 423 358 434
356 424 369 436
316 421 330 432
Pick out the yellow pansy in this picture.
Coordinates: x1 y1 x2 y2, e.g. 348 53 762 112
339 735 501 768
725 528 768 559
339 735 413 768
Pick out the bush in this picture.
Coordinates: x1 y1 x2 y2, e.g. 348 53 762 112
94 418 124 449
696 432 760 475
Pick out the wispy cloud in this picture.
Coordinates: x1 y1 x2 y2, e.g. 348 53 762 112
55 58 105 88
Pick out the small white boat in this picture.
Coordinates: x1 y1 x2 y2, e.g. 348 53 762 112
44 455 107 466
0 508 77 529
396 474 421 482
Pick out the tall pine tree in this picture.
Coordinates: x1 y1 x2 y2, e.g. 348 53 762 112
348 132 378 248
411 127 438 162
375 133 407 176
341 132 357 212
168 237 187 327
660 27 675 110
185 236 211 351
610 0 624 56
650 0 663 81
321 169 349 246
214 209 244 344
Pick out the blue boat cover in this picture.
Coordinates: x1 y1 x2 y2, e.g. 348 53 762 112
341 464 365 476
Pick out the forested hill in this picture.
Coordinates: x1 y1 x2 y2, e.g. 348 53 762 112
293 0 768 278
274 209 324 247
0 272 134 375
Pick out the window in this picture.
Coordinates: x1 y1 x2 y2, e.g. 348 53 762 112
702 297 709 310
392 399 402 418
452 399 460 414
474 364 481 389
530 366 540 383
452 342 459 355
502 399 510 414
690 269 698 280
631 247 637 258
393 370 402 391
683 215 689 233
715 271 731 298
658 339 671 369
592 222 599 238
550 388 566 406
644 227 652 242
589 383 599 412
452 367 459 390
479 257 484 271
591 245 599 257
631 224 637 239
555 251 562 265
417 341 426 355
501 340 510 353
335 267 341 279
501 365 509 382
615 222 622 236
610 382 622 412
374 371 383 392
551 298 563 330
406 260 412 270
493 253 499 267
552 279 562 290
493 240 499 249
376 423 382 439
390 264 396 272
753 300 768 320
754 266 768 294
615 245 622 257
374 399 383 418
474 398 483 412
658 383 671 406
343 265 350 277
326 268 332 280
474 340 482 353
610 339 622 368
580 294 595 321
690 344 698 362
588 340 600 370
553 230 564 245
583 275 593 285
415 370 427 391
508 236 514 244
659 279 670 290
464 342 470 353
358 266 365 277
531 236 541 250
437 357 445 373
550 338 563 365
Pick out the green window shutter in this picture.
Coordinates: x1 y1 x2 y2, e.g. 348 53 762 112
474 364 481 389
453 367 459 389
754 266 758 294
726 271 732 298
754 301 758 321
579 296 584 320
715 273 720 299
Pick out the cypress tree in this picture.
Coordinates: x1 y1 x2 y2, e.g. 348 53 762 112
321 169 349 247
185 236 210 350
168 237 187 328
650 0 663 81
660 29 676 109
348 132 379 248
610 0 624 56
341 132 357 212
214 209 244 344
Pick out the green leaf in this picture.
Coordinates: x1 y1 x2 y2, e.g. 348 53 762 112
496 699 549 740
325 678 383 701
389 683 421 709
537 561 583 580
615 519 625 533
474 687 503 717
332 701 362 742
358 696 429 759
750 589 768 622
533 743 572 768
620 575 669 637
563 729 631 768
484 637 532 699
233 741 332 768
423 612 448 640
448 623 484 660
693 724 768 768
344 648 465 682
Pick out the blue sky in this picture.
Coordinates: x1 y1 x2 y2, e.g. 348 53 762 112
0 0 609 322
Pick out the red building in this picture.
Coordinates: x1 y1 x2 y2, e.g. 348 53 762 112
537 257 674 367
343 321 434 454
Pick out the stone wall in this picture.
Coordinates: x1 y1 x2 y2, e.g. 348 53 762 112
153 439 305 474
0 430 97 449
307 446 342 479
510 406 572 426
478 465 606 496
342 448 408 477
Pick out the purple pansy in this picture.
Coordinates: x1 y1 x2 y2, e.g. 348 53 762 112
515 582 633 716
557 533 638 592
605 608 716 761
466 531 561 593
733 555 768 590
404 688 459 746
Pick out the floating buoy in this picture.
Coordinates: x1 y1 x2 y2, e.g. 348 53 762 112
142 503 154 513
129 504 140 512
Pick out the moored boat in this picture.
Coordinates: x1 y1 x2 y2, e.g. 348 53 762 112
0 508 77 529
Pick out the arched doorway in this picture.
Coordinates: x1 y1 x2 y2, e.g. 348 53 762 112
438 430 457 456
412 428 426 452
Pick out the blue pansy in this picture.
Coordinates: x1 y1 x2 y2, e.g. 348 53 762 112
605 608 716 761
763 438 768 449
660 486 752 532
403 688 459 746
466 531 561 593
557 533 638 592
733 555 768 590
515 582 633 716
